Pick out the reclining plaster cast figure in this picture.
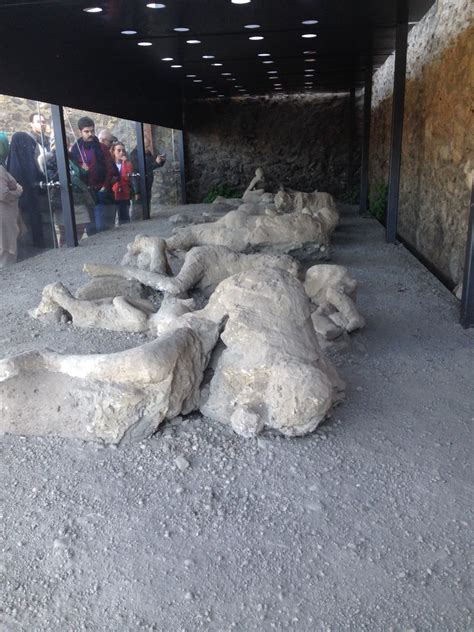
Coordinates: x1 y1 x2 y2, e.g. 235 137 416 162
304 264 365 338
198 267 345 437
0 314 222 444
32 281 156 332
274 189 336 214
84 245 299 298
165 210 329 257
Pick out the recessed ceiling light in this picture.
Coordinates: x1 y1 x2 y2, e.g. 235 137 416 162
269 76 279 80
162 57 173 61
138 41 152 46
146 2 166 8
249 35 264 41
171 64 182 68
275 87 283 90
231 0 251 4
302 33 317 39
174 27 190 32
262 60 274 64
222 72 232 76
83 6 102 13
258 53 270 57
121 30 137 35
305 58 316 62
304 50 316 54
227 78 236 81
244 24 260 29
218 94 225 97
212 63 223 66
186 39 201 44
203 55 215 59
193 79 203 82
267 70 277 74
205 86 213 89
302 19 318 25
186 74 197 77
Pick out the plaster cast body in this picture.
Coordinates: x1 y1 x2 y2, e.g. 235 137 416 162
0 319 221 444
274 189 336 213
32 282 155 332
166 211 328 256
199 268 345 437
121 234 170 274
85 245 299 297
304 264 365 336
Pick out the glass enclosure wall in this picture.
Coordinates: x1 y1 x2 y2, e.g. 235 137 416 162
149 124 184 213
63 107 140 233
0 96 57 260
0 92 185 269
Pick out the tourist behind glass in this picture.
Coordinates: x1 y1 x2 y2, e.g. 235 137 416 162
0 133 25 267
98 128 117 151
130 139 166 207
111 142 133 225
37 135 94 246
70 117 115 233
6 112 51 250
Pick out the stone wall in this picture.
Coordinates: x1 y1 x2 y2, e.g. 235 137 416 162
184 93 362 203
369 0 474 284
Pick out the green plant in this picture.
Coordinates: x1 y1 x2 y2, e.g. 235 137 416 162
340 186 360 205
203 183 239 204
369 182 388 221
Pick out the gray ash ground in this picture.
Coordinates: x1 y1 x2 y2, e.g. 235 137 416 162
1 204 473 631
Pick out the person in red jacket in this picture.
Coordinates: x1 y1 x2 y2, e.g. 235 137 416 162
110 142 133 225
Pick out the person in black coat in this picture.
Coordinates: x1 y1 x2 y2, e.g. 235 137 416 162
6 113 51 249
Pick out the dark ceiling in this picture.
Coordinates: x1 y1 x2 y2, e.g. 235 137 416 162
0 0 436 128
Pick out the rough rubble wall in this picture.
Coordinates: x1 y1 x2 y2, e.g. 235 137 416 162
369 0 474 284
184 94 362 203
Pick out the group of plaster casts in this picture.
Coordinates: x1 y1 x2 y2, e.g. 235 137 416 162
0 171 365 445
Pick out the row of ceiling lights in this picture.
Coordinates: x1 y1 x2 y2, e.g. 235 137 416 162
83 3 319 97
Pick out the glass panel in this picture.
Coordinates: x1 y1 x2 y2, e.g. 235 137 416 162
0 95 57 264
149 124 184 214
62 107 139 234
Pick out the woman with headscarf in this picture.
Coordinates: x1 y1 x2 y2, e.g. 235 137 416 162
0 133 24 267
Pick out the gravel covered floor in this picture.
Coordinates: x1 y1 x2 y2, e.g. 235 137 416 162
1 204 473 631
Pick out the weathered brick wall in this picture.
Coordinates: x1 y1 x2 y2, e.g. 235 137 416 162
369 0 474 284
184 93 362 203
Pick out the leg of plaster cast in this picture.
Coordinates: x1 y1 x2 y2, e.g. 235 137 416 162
84 263 181 294
44 329 194 383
